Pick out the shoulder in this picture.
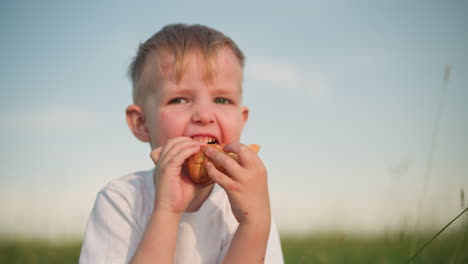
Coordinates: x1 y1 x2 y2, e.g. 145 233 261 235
104 169 153 193
80 170 154 263
92 169 155 226
99 169 154 203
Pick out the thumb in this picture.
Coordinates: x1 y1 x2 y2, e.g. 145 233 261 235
150 146 163 164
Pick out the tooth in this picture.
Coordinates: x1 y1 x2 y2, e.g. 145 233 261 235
194 137 205 143
191 136 217 144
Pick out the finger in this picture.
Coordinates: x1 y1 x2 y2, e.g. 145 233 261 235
161 137 193 154
222 141 241 154
168 145 201 167
159 140 201 168
204 146 241 178
205 161 239 191
158 137 196 162
150 146 163 164
223 142 257 166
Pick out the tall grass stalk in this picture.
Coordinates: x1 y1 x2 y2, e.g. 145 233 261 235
407 207 468 263
416 64 451 213
411 64 452 254
452 188 468 263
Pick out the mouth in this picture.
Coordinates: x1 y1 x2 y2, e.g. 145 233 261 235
191 136 219 145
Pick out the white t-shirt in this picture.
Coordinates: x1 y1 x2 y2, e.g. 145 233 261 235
79 170 284 263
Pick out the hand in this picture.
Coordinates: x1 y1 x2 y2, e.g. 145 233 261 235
150 137 204 214
204 142 271 226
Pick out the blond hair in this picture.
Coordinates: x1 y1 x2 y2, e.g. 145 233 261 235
128 24 245 104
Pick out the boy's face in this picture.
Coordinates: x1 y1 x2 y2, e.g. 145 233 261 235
139 47 248 149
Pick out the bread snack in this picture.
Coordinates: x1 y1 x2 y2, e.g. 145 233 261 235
187 144 260 185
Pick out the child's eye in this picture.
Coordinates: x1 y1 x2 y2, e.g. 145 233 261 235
168 98 188 104
214 97 231 104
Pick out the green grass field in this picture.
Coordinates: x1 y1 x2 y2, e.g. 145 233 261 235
281 231 468 263
1 231 467 263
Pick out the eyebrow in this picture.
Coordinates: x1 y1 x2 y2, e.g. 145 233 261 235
155 80 243 100
212 85 242 95
155 83 191 97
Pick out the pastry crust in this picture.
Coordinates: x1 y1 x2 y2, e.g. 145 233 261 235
187 144 260 185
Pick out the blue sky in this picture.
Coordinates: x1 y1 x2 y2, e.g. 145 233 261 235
1 0 467 238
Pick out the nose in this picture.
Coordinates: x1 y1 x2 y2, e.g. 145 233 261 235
191 101 215 125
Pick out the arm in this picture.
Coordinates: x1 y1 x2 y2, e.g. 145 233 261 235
204 143 271 263
223 221 271 263
130 210 181 263
131 137 203 263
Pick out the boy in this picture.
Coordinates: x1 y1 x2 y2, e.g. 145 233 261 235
80 24 283 263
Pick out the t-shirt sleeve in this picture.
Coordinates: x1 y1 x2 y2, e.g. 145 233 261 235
79 186 143 263
265 218 284 263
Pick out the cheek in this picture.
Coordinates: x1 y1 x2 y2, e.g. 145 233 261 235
153 110 186 145
218 110 244 140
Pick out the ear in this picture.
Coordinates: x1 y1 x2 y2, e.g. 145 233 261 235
240 106 249 128
126 104 150 142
